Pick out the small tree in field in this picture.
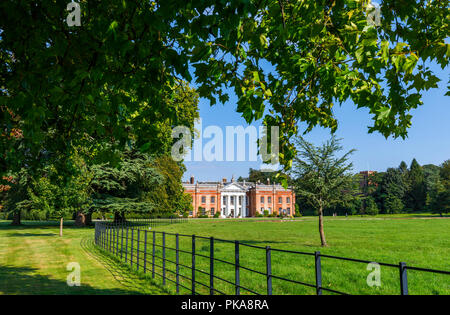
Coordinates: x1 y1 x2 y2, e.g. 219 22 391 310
292 136 355 247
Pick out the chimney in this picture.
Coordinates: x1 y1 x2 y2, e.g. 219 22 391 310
222 178 227 183
190 175 194 184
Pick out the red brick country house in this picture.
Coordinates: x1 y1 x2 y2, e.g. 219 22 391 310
182 176 296 218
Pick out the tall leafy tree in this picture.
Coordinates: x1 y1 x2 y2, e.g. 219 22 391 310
378 167 406 213
399 161 408 174
405 159 426 211
147 155 193 216
431 160 450 216
1 0 449 178
440 160 450 186
90 150 163 222
423 164 442 208
2 168 31 225
292 136 355 246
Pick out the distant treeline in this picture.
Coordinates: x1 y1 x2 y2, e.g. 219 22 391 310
240 159 449 217
0 147 193 225
300 159 450 216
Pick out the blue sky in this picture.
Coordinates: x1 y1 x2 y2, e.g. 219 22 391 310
183 64 449 182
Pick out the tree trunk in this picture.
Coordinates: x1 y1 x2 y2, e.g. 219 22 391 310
114 212 126 224
318 207 327 247
59 217 63 237
74 211 86 227
11 211 21 225
85 212 92 226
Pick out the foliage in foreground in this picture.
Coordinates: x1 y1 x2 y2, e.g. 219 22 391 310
1 0 449 177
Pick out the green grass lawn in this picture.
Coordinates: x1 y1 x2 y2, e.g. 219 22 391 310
0 221 168 295
144 216 450 295
1 216 449 295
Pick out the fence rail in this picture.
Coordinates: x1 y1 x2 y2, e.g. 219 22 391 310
94 221 449 295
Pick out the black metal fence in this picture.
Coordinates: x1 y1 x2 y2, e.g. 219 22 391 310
94 221 450 295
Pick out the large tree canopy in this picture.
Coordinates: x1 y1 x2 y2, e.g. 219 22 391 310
1 0 449 173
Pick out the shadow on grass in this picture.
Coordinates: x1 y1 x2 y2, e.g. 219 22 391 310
0 222 93 230
0 264 145 295
80 237 170 295
6 232 57 237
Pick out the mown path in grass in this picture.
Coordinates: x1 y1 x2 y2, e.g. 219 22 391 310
0 223 167 295
148 217 450 295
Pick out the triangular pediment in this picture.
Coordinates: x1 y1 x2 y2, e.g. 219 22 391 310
222 182 246 191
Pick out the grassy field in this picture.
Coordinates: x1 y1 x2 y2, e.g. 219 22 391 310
1 216 449 295
144 216 450 295
0 221 168 295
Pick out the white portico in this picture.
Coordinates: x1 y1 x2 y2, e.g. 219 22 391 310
220 182 247 218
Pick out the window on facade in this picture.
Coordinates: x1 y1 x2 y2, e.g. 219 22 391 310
287 207 291 215
260 196 264 203
268 196 272 203
278 197 282 203
279 207 282 213
211 196 215 203
287 197 290 203
239 196 242 205
201 196 206 203
211 208 215 215
231 196 234 205
223 196 226 205
261 207 264 212
189 210 193 216
201 208 206 215
268 207 272 213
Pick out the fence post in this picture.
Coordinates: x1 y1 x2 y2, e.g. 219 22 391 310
113 226 116 255
105 224 109 251
125 227 129 262
266 246 272 295
192 234 196 295
111 224 116 255
136 229 140 271
152 231 155 279
130 228 134 267
94 222 97 245
116 224 119 255
143 230 148 274
235 241 240 295
107 225 110 252
162 232 166 285
314 251 322 295
120 225 124 260
399 262 408 295
176 233 180 294
210 237 214 295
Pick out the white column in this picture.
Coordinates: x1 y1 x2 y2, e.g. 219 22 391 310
226 195 230 218
234 195 239 218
